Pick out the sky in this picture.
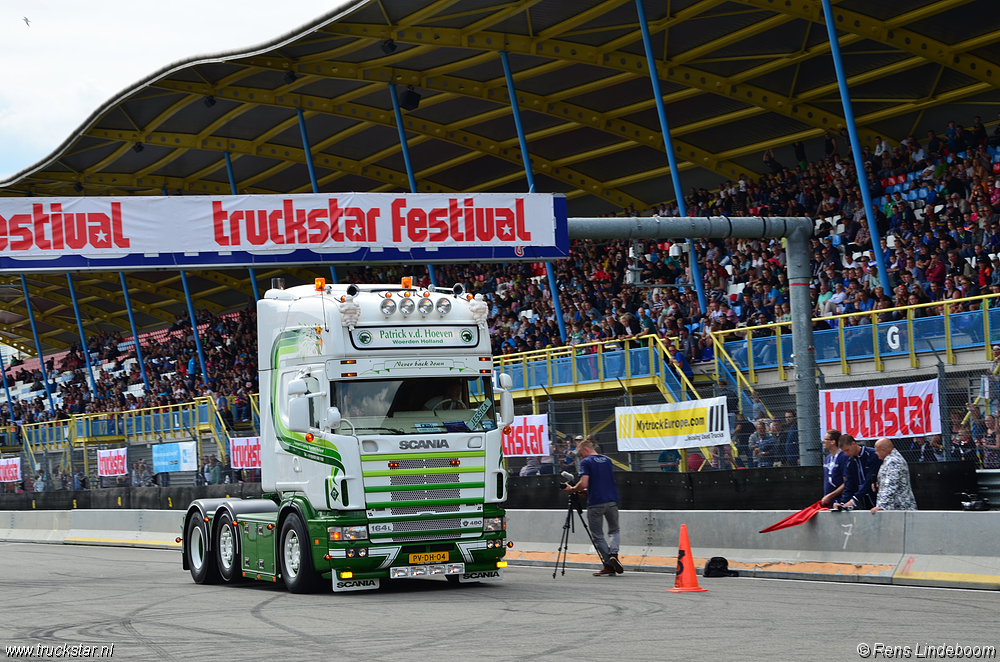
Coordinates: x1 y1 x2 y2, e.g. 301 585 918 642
0 1 348 179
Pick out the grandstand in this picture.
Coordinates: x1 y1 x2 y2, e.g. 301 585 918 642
1 0 1000 493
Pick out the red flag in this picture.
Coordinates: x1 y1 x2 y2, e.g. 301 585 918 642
759 501 827 533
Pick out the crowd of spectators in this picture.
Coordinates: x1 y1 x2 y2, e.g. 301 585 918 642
0 308 258 428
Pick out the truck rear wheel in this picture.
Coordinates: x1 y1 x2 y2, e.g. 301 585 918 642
186 515 220 584
279 513 324 593
214 512 244 583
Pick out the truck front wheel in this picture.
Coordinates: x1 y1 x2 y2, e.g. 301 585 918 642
279 513 323 593
186 515 220 584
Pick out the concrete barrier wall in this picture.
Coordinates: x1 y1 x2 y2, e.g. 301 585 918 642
505 509 1000 590
1 508 996 590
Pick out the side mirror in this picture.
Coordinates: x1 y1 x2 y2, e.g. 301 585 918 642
325 407 342 430
288 378 308 396
500 391 514 428
497 372 514 427
288 397 310 433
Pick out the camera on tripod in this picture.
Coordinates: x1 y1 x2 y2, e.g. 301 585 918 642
558 471 576 491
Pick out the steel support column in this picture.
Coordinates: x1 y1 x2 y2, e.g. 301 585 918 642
0 349 13 422
820 0 892 295
20 274 55 414
568 215 821 465
66 273 98 395
224 151 238 195
248 268 261 301
501 50 566 342
635 0 707 317
180 270 208 382
389 83 437 292
296 109 320 194
119 272 150 391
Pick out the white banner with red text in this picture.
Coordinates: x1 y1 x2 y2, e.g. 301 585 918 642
501 415 551 457
0 193 567 272
230 437 262 469
97 448 129 477
616 397 730 451
0 457 21 482
820 378 941 441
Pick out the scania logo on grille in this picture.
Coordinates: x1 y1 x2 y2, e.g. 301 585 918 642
398 439 450 449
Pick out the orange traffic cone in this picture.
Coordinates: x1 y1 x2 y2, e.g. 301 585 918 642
668 524 708 593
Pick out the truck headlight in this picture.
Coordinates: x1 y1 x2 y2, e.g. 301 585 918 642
328 525 368 541
483 517 505 532
379 299 396 316
418 297 434 315
436 298 452 314
399 298 416 316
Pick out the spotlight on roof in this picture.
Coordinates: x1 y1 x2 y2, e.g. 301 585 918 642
399 85 421 112
203 95 216 108
284 71 297 85
73 182 83 193
132 143 144 153
380 39 397 55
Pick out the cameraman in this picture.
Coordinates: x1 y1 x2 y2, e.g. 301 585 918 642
562 440 624 577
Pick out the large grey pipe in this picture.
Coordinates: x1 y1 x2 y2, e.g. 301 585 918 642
568 216 821 467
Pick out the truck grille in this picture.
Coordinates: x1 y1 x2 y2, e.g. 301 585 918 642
390 505 461 516
389 473 459 486
390 489 461 501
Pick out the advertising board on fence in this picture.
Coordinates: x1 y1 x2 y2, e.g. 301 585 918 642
820 378 940 441
97 448 128 477
616 397 730 451
230 437 261 469
151 441 198 474
0 193 568 272
501 415 550 457
0 457 21 482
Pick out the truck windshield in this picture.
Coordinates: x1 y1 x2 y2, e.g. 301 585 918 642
332 376 497 435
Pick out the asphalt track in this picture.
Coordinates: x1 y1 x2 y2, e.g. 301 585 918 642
1 542 996 662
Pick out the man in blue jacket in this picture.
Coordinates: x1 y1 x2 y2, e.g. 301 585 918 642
835 434 882 510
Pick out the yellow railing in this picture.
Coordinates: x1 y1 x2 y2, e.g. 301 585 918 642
195 396 234 459
712 291 1000 378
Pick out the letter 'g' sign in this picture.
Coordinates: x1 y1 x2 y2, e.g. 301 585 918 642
502 414 550 457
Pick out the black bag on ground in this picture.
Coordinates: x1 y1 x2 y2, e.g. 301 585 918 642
703 556 739 577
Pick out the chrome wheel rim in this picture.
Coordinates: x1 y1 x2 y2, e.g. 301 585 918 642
220 525 235 570
284 530 300 579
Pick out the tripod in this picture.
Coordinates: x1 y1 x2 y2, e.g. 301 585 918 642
553 492 608 578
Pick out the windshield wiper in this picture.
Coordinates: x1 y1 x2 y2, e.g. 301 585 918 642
353 426 405 435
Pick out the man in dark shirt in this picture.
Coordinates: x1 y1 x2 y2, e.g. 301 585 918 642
563 440 624 577
835 434 882 510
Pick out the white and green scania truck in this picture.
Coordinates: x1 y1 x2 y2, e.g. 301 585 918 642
181 277 514 593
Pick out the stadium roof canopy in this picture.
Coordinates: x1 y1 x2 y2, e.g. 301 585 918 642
1 0 999 354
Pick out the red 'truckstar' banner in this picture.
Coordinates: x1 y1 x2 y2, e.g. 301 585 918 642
0 193 557 256
0 457 21 482
820 378 941 441
230 437 261 469
97 448 128 477
501 415 551 457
